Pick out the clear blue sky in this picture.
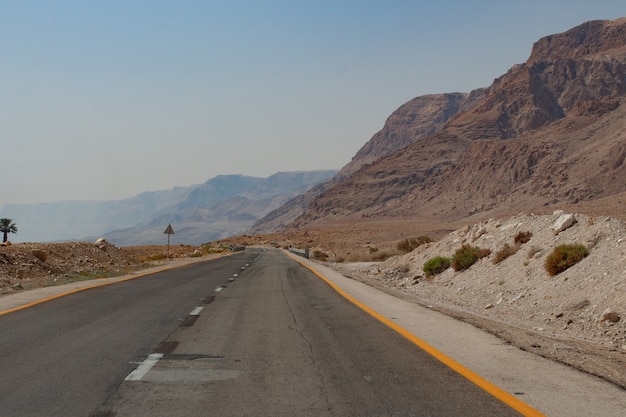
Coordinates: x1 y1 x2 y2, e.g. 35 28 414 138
2 1 625 206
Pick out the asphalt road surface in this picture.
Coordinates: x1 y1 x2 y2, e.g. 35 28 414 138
0 250 261 417
1 249 523 417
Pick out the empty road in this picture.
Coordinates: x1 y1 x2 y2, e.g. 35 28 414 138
0 249 526 416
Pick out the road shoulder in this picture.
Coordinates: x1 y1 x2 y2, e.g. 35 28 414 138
289 253 626 417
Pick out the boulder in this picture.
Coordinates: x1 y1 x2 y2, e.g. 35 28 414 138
551 213 576 235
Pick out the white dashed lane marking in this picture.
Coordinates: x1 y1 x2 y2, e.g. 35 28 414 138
125 353 163 381
189 306 204 316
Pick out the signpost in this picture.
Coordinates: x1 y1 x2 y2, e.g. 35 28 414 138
164 224 175 259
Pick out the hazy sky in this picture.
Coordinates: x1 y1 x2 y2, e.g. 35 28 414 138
2 1 625 207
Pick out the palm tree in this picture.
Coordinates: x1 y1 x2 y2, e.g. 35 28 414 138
0 218 18 243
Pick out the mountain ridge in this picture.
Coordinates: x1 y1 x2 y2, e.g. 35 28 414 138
257 17 626 235
0 170 336 244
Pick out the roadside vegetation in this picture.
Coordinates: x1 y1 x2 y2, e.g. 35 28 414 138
544 244 589 276
396 236 432 254
423 256 451 278
0 218 18 243
451 244 491 271
493 231 533 265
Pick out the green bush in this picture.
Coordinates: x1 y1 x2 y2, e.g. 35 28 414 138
423 256 451 277
544 244 589 276
451 244 491 271
397 236 433 254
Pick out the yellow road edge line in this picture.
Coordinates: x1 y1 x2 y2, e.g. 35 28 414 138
0 253 239 317
290 254 546 417
0 268 168 317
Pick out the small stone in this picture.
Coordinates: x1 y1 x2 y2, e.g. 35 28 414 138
484 303 494 309
600 308 620 323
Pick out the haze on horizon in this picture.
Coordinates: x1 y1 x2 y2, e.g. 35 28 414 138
2 0 625 207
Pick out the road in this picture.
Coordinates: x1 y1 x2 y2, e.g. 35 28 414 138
0 248 528 416
105 249 521 417
0 250 261 417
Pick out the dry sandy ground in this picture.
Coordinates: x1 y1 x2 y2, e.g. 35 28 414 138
0 242 217 295
329 211 626 389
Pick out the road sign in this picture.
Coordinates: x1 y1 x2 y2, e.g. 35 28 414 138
164 224 174 259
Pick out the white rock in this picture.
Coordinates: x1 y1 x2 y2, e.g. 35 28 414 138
551 214 576 235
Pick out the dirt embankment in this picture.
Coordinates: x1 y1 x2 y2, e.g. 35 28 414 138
329 211 626 389
0 241 211 295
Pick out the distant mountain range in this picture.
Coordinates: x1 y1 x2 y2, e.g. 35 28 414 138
8 18 626 248
0 171 336 245
252 17 626 234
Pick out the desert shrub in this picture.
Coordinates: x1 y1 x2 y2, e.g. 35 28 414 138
544 244 589 276
492 243 519 265
369 250 396 262
344 250 397 262
526 245 541 259
397 236 433 254
423 256 451 277
32 250 48 262
451 244 491 271
514 231 532 245
144 253 166 261
312 250 328 261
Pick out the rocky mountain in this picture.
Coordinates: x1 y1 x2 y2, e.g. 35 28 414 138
337 91 485 179
0 186 196 243
101 170 336 246
274 18 626 232
250 90 486 234
1 170 336 244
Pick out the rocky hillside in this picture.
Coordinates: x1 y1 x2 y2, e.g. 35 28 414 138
103 170 336 246
337 91 485 179
1 170 335 245
250 91 485 234
0 240 140 294
446 18 626 140
260 18 626 233
0 240 217 295
330 211 626 388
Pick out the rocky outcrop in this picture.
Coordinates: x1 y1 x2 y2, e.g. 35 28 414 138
338 92 483 178
447 19 626 140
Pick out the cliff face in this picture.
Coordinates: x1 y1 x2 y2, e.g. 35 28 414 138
447 19 626 140
338 91 484 179
280 18 626 230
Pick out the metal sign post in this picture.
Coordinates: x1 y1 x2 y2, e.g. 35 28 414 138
163 224 175 259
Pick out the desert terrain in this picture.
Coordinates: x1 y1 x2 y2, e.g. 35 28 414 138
2 209 624 391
